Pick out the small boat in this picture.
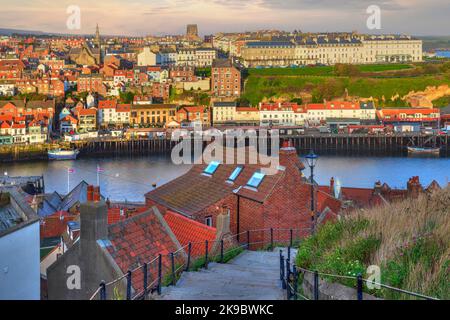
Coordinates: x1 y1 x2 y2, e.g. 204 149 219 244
407 146 441 155
48 149 80 160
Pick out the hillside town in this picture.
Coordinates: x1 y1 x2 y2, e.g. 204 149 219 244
0 25 448 146
0 12 449 304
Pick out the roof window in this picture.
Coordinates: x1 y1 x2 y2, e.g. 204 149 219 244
228 166 243 182
203 161 220 175
247 172 265 188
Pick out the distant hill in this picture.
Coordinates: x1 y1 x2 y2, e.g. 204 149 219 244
0 28 46 36
417 36 450 51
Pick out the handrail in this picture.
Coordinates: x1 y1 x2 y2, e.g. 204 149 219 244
289 254 440 301
89 227 440 301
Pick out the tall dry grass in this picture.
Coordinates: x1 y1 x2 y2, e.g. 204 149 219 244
349 187 449 298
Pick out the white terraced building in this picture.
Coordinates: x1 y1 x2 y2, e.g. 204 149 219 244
240 34 423 67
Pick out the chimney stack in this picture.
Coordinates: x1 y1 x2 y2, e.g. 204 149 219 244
330 177 335 196
80 185 108 256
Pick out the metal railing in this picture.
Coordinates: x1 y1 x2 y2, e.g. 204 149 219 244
280 247 440 301
89 227 310 300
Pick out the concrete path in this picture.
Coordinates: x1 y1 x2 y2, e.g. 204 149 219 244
159 248 297 300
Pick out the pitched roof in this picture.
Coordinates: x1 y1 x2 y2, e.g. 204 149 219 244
104 208 183 293
98 100 118 109
164 210 216 257
145 147 305 215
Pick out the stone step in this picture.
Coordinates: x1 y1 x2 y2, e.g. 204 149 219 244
158 248 295 300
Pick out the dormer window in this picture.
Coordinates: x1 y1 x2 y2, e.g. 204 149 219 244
203 161 220 175
228 166 243 182
247 172 265 189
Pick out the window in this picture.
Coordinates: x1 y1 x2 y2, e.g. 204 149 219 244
205 216 213 227
228 166 243 182
247 172 265 188
204 161 220 175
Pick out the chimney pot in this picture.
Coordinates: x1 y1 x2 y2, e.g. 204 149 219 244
87 185 94 201
93 186 100 202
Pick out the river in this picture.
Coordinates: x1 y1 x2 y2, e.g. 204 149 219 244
1 155 449 202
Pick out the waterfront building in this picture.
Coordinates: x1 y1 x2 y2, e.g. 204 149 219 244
305 101 376 126
98 100 130 128
234 107 260 125
377 108 440 128
211 101 237 124
176 105 210 127
76 108 97 132
130 104 177 127
259 102 305 126
211 59 241 98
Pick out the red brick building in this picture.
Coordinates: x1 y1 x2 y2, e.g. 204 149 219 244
169 66 196 82
145 145 341 246
211 59 241 97
151 82 171 101
77 75 106 95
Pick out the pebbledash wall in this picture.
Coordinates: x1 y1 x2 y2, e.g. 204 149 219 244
0 222 40 300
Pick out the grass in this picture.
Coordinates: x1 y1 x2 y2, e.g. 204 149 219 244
432 95 450 107
242 72 450 106
247 64 413 77
295 187 450 300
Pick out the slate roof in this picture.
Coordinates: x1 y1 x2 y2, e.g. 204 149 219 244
0 187 39 237
38 181 93 217
145 147 305 216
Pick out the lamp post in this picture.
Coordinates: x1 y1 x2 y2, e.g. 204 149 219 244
305 150 319 233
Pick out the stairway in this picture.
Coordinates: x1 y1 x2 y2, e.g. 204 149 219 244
159 248 296 300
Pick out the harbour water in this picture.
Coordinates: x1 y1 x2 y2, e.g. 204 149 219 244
1 155 449 202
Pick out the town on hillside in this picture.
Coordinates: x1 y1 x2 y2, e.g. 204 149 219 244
0 4 449 305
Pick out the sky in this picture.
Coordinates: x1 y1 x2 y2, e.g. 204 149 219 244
0 0 449 36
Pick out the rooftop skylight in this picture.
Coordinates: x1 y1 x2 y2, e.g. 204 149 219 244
247 172 265 188
228 166 243 182
203 161 220 175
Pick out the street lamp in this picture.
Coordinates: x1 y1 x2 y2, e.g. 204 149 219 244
305 150 319 231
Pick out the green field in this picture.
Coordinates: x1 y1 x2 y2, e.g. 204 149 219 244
247 64 413 77
242 64 450 106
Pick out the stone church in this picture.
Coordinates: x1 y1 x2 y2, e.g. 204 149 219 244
68 24 102 66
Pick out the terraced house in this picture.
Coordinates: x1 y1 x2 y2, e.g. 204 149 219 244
130 104 177 127
240 34 422 67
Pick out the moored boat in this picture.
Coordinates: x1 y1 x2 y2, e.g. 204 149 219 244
48 149 80 160
407 146 440 155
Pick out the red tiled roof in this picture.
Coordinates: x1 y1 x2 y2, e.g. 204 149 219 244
164 210 216 257
106 209 182 293
116 104 131 113
78 108 97 116
236 107 258 112
107 207 148 224
98 100 118 109
316 189 342 215
40 211 77 239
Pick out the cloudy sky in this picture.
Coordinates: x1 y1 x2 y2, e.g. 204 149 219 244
0 0 448 36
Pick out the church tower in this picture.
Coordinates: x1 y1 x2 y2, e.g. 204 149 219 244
95 23 101 48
